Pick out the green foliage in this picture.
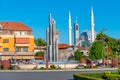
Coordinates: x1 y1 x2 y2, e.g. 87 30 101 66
73 72 120 80
102 71 120 80
89 41 106 60
118 60 120 64
9 65 14 70
35 38 46 46
73 73 103 80
74 49 82 61
102 71 111 79
39 67 45 70
50 65 56 69
115 39 120 55
105 75 120 80
102 74 120 80
0 64 3 70
69 57 75 60
96 31 120 58
118 67 120 74
35 51 44 57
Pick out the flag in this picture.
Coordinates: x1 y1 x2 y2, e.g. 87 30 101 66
107 48 110 54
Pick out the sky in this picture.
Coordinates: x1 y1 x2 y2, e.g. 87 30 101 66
0 0 120 44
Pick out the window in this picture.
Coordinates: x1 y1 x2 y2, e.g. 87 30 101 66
4 48 9 52
14 31 20 35
3 39 9 43
21 31 27 35
16 48 21 52
23 48 28 52
75 25 78 30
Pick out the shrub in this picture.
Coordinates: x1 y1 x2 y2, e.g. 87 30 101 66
102 71 111 79
9 65 14 70
74 72 120 80
50 65 56 69
35 51 44 56
39 67 45 70
102 71 120 80
105 74 120 80
118 60 120 64
73 74 102 80
118 67 120 74
0 64 3 70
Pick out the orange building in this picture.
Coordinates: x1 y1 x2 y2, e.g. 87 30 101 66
0 22 34 60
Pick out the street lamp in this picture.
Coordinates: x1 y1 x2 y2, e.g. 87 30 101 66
64 54 66 70
46 52 48 70
14 35 17 70
0 53 2 70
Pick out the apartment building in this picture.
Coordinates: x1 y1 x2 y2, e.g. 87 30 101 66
0 22 34 60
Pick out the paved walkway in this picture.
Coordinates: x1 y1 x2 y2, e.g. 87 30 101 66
0 68 117 72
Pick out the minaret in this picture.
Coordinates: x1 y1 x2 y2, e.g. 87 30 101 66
68 11 72 45
90 7 95 43
74 17 79 46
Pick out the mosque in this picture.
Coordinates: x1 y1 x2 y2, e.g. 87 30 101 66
69 7 97 47
45 7 97 62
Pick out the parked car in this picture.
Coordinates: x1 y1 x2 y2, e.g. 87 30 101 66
76 63 86 69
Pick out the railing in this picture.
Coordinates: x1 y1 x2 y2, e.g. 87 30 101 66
2 52 34 55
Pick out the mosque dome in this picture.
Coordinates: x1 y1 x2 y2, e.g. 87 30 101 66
79 30 97 41
78 30 97 47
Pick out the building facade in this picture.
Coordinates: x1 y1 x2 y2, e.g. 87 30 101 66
0 22 34 60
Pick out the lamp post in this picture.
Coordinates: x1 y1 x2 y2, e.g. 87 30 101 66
0 53 2 70
64 55 66 70
14 35 17 70
46 52 48 70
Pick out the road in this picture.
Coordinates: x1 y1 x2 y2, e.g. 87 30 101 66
0 68 117 80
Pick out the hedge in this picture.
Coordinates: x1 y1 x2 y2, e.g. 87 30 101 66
73 72 120 80
105 74 120 80
73 74 103 80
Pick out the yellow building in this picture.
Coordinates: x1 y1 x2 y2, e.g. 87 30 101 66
0 22 34 60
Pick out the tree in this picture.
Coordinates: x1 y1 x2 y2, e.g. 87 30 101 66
89 41 106 60
35 38 46 46
35 51 44 57
114 39 120 55
74 49 82 62
96 31 118 57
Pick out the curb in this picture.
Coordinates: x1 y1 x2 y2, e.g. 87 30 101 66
0 68 117 72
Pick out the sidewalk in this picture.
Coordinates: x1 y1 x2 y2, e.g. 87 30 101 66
0 68 117 72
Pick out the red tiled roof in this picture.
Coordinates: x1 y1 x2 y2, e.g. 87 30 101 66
15 38 29 44
35 44 71 50
0 22 32 31
75 46 88 50
58 44 71 49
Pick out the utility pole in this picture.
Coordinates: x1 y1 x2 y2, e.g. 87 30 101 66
46 53 48 70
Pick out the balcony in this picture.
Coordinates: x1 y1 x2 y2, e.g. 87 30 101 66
2 52 34 56
15 44 30 46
